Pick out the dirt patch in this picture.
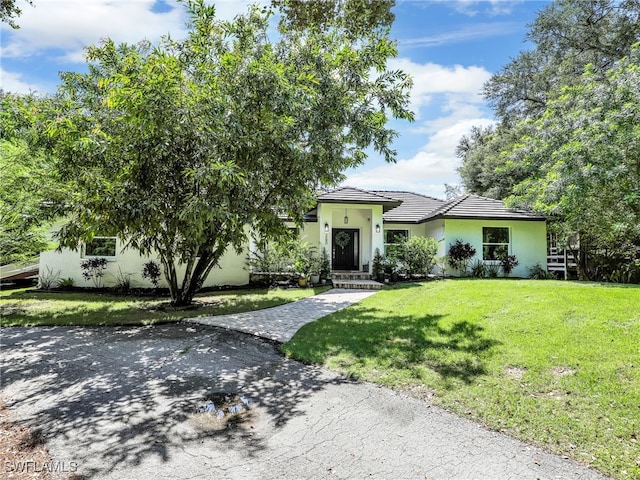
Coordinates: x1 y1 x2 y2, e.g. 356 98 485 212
505 366 527 380
0 400 75 479
551 366 577 377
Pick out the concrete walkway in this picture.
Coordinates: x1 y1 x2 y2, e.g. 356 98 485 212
186 288 377 342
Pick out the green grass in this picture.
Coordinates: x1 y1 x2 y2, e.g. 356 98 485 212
0 286 330 327
282 279 640 479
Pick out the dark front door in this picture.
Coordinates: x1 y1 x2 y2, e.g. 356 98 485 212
332 229 359 270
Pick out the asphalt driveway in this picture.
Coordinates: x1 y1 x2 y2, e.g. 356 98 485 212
1 324 607 480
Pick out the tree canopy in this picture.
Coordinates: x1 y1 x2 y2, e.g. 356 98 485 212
0 91 65 265
456 0 640 281
46 0 412 304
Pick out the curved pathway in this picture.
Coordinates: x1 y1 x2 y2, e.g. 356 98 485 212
186 288 376 342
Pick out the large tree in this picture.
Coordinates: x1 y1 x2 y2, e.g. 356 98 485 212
507 47 640 278
459 0 640 198
0 91 64 265
47 0 412 305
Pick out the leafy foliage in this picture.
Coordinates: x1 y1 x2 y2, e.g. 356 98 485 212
499 254 519 277
457 0 640 282
399 236 438 277
447 240 477 275
141 261 162 288
0 0 33 28
45 0 412 305
0 92 66 265
80 257 108 288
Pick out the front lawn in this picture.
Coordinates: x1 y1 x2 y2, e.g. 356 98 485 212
282 279 640 479
0 286 330 327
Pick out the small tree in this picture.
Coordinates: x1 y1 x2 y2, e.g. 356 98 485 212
80 257 108 288
372 248 384 281
500 254 519 277
447 240 477 276
400 237 438 278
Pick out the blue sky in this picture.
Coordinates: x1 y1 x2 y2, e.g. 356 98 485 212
1 0 550 198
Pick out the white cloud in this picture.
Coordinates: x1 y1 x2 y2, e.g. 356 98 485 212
345 105 495 198
0 68 45 94
1 1 269 63
344 58 495 197
446 0 523 17
1 0 186 60
388 57 491 116
399 21 521 48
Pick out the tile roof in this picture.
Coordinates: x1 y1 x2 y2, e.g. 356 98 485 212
313 189 545 223
372 191 446 223
424 194 546 221
316 186 401 212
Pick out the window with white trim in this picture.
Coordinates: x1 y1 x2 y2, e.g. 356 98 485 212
482 227 509 260
84 237 117 258
384 229 408 257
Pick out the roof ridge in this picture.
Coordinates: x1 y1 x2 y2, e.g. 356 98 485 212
331 185 400 202
372 190 445 202
439 194 470 215
417 194 469 222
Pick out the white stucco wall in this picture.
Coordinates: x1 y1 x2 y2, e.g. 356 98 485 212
39 239 249 289
442 218 547 278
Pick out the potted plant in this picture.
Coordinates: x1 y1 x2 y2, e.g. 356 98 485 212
382 256 398 283
293 241 316 287
309 255 321 284
319 247 331 283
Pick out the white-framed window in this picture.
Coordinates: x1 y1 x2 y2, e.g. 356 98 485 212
384 229 408 256
482 227 509 260
84 237 117 258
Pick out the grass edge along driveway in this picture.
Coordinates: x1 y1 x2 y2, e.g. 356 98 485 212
0 286 330 327
282 279 640 479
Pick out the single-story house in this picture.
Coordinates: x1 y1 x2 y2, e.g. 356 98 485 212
39 187 547 288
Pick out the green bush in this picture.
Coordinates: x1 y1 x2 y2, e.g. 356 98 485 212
499 254 519 277
400 236 438 277
470 259 486 278
80 257 108 288
141 260 162 288
447 240 476 276
527 263 556 280
57 277 75 289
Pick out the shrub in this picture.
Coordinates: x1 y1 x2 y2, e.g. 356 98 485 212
485 262 500 278
113 267 133 293
469 259 486 278
80 257 108 288
372 248 383 280
400 236 438 277
319 247 331 279
141 260 162 288
57 277 75 289
292 241 317 279
447 240 476 276
500 254 519 277
38 266 60 290
528 263 555 280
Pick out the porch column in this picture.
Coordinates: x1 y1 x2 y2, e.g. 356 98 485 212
371 205 385 272
317 203 332 267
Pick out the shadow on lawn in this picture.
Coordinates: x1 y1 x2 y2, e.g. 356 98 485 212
286 304 500 387
0 324 347 478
